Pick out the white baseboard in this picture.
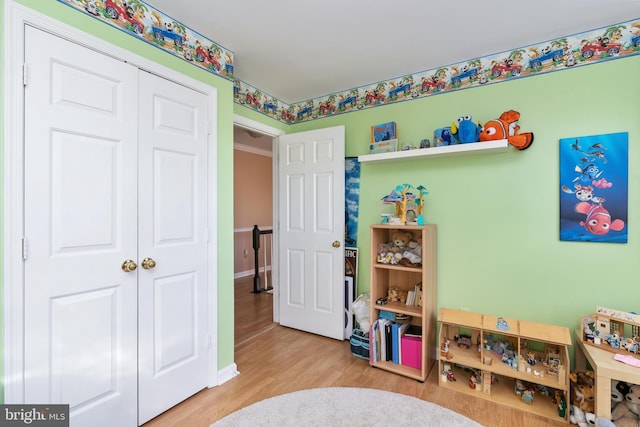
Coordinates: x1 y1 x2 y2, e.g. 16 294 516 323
234 266 272 280
216 363 240 386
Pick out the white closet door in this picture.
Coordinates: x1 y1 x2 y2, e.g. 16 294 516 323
23 26 210 427
23 26 139 427
137 70 209 424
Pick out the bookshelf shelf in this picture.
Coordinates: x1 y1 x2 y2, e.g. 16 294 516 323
358 139 509 164
369 224 437 382
438 308 571 423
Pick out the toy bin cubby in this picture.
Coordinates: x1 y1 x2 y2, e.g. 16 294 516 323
438 308 571 423
369 224 437 382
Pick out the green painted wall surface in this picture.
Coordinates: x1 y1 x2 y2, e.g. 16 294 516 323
289 56 640 357
0 0 236 401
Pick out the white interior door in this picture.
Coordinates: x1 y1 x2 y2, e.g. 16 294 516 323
137 70 209 424
22 26 209 427
277 126 345 340
23 25 139 426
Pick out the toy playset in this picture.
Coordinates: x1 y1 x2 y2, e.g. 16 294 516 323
580 306 640 360
438 308 572 423
380 183 429 226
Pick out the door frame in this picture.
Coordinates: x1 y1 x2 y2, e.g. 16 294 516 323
233 115 284 323
3 1 219 402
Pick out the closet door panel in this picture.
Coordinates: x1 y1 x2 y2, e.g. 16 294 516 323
23 26 139 427
137 71 209 425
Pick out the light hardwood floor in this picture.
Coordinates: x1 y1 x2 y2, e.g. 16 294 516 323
143 276 566 427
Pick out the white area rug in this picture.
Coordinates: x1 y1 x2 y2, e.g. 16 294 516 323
211 387 483 426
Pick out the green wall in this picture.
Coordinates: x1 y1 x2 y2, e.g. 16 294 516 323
290 56 640 355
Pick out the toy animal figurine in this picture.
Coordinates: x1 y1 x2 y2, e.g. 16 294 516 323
440 338 454 360
479 109 534 150
522 390 534 404
451 114 481 143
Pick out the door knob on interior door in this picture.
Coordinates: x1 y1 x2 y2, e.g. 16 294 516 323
141 257 156 270
332 240 341 248
121 259 137 272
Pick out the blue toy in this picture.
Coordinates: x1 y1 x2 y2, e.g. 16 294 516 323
433 127 456 146
451 114 481 144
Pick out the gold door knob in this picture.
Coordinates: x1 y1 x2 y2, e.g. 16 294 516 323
332 240 341 248
141 257 156 270
121 259 137 272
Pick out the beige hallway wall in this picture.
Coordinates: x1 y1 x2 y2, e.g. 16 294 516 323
233 129 273 276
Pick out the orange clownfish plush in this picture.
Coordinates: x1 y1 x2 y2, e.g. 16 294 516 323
479 110 534 150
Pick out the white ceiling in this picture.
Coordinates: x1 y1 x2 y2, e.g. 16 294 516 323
149 0 639 103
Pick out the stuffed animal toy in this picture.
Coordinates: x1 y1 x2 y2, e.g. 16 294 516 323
388 230 422 267
570 405 596 427
387 287 408 303
613 380 632 404
390 230 413 250
612 384 640 427
479 109 534 150
451 114 481 144
569 370 595 414
626 384 640 416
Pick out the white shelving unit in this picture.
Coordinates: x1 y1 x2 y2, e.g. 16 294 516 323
358 139 509 164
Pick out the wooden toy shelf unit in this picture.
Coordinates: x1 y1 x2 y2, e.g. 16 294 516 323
369 224 437 382
438 308 572 423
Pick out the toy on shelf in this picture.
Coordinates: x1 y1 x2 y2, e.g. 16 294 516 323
479 109 534 150
381 183 429 225
611 379 640 427
569 370 596 427
376 230 423 267
581 306 640 360
433 126 456 146
451 114 481 144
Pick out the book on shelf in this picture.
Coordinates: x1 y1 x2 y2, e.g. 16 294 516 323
371 121 397 142
369 318 422 366
406 289 415 306
392 322 409 364
370 321 379 363
369 138 398 154
405 283 423 307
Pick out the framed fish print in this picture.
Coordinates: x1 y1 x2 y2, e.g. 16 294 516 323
559 132 628 243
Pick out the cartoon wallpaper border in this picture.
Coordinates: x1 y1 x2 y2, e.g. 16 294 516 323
59 0 235 80
559 132 628 243
236 18 640 124
60 1 639 125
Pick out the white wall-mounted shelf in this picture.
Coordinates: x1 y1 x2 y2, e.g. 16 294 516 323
358 139 510 164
